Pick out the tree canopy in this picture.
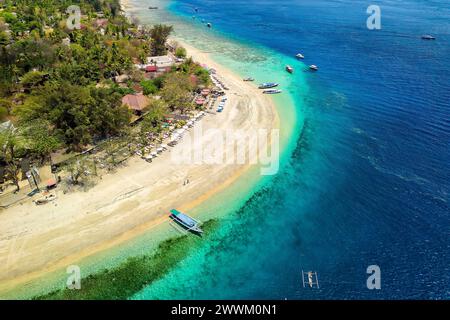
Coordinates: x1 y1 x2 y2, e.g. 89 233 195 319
150 24 173 56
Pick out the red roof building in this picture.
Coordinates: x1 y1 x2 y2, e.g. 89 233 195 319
145 65 158 72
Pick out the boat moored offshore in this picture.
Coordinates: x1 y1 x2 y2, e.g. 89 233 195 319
286 65 294 73
263 89 282 94
309 64 319 71
421 34 436 40
296 53 305 59
258 82 279 89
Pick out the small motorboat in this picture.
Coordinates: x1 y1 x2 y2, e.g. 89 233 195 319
169 209 203 234
286 65 294 73
258 82 279 89
309 65 319 71
243 77 255 82
207 23 212 28
263 89 282 94
421 34 436 40
296 53 305 59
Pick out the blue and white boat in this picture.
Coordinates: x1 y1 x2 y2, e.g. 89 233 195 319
170 209 203 234
258 82 279 89
263 89 282 94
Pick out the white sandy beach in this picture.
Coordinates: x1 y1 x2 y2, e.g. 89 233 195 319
0 41 279 296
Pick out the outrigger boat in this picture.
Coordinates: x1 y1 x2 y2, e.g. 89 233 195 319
301 270 320 288
169 209 203 234
263 89 282 94
243 77 255 82
258 82 279 89
286 65 294 73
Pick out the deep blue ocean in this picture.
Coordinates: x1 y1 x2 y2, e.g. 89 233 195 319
132 0 450 299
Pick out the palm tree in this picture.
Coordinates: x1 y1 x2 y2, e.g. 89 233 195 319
0 126 26 192
143 99 168 129
150 24 173 56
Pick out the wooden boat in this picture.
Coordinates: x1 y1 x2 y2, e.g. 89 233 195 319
258 82 279 89
243 77 254 82
148 6 158 10
309 65 319 71
286 65 294 73
207 23 212 28
296 53 305 59
169 209 203 234
263 89 282 94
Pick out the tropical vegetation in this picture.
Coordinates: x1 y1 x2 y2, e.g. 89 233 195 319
0 0 212 192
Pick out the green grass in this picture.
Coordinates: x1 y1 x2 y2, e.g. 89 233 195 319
35 220 218 300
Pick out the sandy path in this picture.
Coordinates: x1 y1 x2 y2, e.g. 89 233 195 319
0 43 279 296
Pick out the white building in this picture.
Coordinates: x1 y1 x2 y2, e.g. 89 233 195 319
146 55 174 69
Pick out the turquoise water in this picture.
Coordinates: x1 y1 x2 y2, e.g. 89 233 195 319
126 0 450 299
125 0 309 299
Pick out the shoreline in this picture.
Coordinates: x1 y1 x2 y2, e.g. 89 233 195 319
0 25 280 297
